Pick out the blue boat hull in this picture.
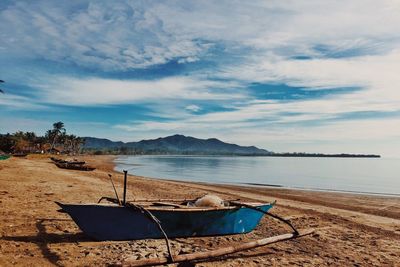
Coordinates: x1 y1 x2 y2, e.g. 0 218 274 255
57 203 274 241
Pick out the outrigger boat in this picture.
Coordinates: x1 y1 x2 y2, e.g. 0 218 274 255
57 171 314 266
51 157 94 171
50 157 86 165
57 199 274 241
55 162 95 171
12 153 28 157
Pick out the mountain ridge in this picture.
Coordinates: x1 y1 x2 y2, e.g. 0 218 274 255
82 134 381 157
83 134 271 155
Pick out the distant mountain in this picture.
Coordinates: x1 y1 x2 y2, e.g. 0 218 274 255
83 137 125 149
83 134 271 155
82 134 381 157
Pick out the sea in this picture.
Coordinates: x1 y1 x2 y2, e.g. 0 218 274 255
114 155 400 197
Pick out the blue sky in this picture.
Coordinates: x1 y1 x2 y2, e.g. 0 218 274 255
1 1 400 156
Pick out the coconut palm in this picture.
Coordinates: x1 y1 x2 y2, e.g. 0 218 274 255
50 121 65 150
45 130 54 142
24 132 37 144
74 136 85 154
62 134 75 154
12 131 29 152
0 134 14 153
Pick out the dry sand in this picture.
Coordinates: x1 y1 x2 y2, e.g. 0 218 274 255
0 155 399 266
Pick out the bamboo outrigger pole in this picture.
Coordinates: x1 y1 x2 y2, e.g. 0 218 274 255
122 228 314 267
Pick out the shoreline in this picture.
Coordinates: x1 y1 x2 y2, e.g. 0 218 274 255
113 156 400 199
111 155 400 220
115 170 400 199
1 155 399 266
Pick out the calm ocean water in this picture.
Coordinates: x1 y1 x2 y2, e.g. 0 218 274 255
114 155 400 196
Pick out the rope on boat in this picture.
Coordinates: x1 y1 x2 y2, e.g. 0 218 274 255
96 196 175 262
96 196 299 265
228 201 299 235
108 174 122 205
125 202 175 263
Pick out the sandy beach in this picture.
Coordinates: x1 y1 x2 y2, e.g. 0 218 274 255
0 155 399 266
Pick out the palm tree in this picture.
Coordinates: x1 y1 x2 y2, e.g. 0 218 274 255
45 130 54 142
12 131 28 153
62 134 75 154
50 121 65 151
0 133 14 153
24 132 37 144
74 136 85 154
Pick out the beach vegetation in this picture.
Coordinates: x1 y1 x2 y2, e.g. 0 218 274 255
0 122 85 155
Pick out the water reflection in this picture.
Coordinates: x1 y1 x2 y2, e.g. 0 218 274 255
115 156 400 196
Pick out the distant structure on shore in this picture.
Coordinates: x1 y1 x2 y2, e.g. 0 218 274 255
82 134 381 158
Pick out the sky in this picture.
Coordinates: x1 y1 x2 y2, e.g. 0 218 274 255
1 0 400 157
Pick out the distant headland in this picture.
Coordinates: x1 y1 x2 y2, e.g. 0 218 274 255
83 134 381 158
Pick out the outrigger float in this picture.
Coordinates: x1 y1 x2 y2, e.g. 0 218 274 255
57 171 314 266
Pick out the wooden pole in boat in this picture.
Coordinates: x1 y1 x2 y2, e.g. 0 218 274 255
123 170 128 205
122 228 314 267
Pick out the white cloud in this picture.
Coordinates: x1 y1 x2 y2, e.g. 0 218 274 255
2 1 400 71
34 76 242 106
0 1 207 70
185 105 201 112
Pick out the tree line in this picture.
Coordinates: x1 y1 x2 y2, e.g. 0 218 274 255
0 121 85 155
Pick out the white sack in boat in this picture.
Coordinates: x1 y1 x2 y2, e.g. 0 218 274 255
194 194 225 207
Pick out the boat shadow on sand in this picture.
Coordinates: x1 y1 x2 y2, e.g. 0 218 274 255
1 218 90 267
2 217 296 266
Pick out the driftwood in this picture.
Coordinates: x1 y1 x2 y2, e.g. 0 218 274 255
122 228 314 267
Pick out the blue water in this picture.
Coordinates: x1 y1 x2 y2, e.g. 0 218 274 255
114 155 400 196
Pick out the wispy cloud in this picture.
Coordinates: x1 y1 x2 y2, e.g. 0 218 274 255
1 1 400 156
185 104 201 113
0 1 208 70
0 93 45 110
33 76 242 106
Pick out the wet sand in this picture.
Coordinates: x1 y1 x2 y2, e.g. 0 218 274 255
0 155 399 266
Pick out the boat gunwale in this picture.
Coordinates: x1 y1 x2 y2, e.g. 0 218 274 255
58 202 273 212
